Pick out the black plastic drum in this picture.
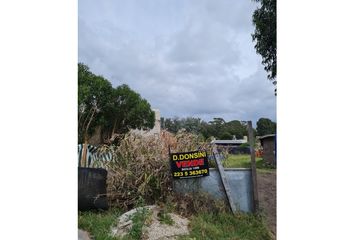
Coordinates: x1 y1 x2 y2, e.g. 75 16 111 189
78 167 108 211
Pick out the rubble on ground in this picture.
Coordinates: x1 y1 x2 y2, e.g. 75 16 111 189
111 205 190 240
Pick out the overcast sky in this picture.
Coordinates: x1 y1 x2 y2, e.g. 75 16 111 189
79 0 276 124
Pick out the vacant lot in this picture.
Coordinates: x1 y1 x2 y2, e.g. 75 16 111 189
79 153 276 239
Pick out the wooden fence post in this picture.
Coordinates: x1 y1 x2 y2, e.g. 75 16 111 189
81 143 88 168
248 121 259 212
212 145 237 214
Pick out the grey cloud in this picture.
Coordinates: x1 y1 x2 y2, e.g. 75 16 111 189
79 0 276 124
166 21 240 66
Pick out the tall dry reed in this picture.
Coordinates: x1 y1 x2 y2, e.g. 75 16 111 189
105 130 211 210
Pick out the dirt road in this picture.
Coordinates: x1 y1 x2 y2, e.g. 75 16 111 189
257 170 276 238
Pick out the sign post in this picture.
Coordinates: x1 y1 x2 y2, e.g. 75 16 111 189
248 121 259 212
170 150 209 179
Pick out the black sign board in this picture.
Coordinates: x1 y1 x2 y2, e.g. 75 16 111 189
170 150 209 179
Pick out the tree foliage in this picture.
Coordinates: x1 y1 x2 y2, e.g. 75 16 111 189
162 116 276 140
225 120 248 139
78 63 114 142
78 63 155 143
256 118 276 136
103 84 155 141
162 117 248 140
252 0 277 86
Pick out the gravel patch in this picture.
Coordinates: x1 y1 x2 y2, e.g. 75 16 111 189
78 229 92 240
111 205 190 240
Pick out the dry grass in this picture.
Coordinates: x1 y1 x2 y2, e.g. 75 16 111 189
104 130 211 210
79 132 273 240
164 192 230 218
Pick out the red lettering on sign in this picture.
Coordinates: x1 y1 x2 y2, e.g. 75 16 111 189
175 159 205 168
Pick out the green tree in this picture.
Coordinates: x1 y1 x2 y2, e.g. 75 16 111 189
103 84 155 142
162 117 205 135
200 121 211 140
181 117 203 133
219 132 233 140
78 63 155 144
256 118 276 136
208 118 226 139
161 116 250 141
252 0 277 91
225 120 248 139
78 63 114 143
162 117 180 133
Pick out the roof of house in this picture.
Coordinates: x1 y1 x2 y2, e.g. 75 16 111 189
258 134 276 140
210 139 247 145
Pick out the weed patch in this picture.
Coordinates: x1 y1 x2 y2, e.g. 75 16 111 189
106 131 210 210
165 192 230 217
127 207 152 239
78 208 121 240
157 209 174 225
179 212 272 240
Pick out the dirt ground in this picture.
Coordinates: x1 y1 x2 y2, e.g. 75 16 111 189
257 170 276 239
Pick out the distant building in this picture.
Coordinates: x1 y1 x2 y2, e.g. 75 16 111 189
210 139 247 146
148 109 161 136
259 134 276 166
211 138 250 154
